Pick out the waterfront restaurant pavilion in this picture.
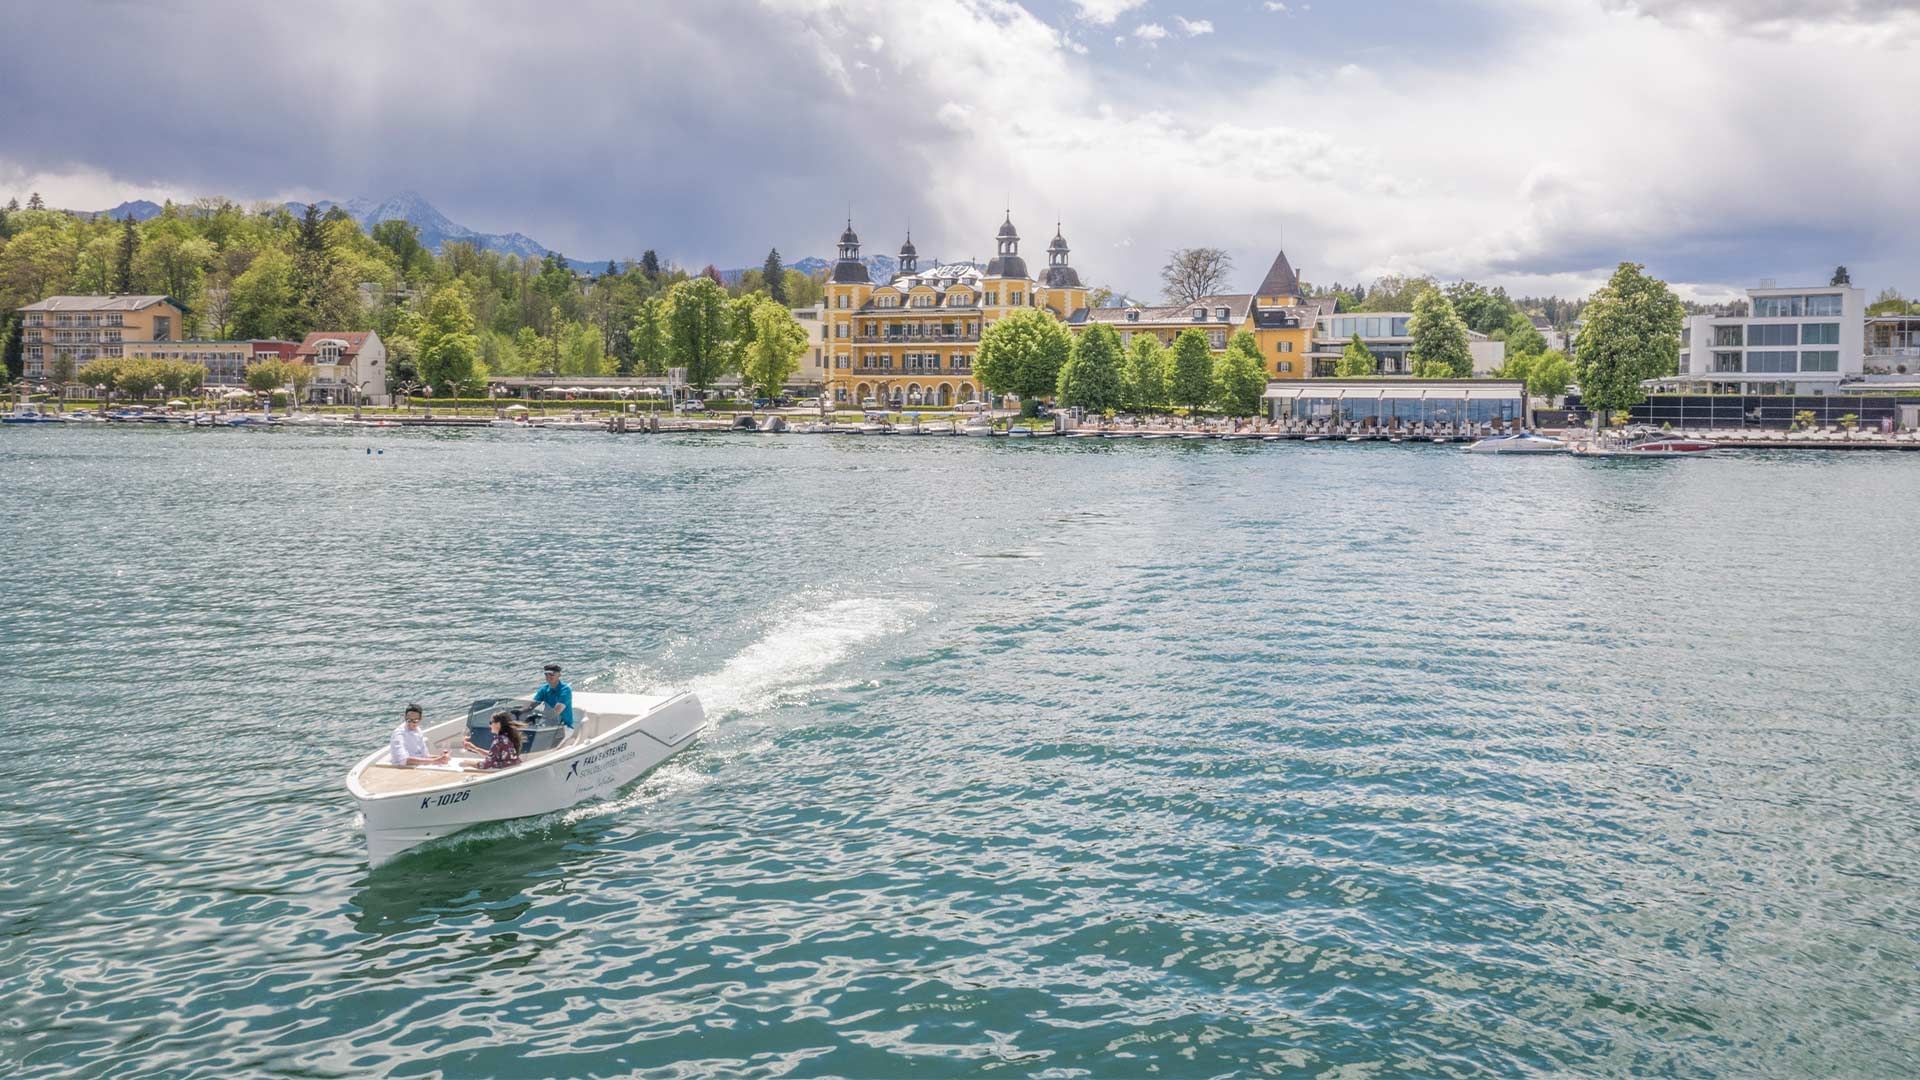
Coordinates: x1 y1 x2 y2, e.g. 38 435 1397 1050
1264 378 1530 429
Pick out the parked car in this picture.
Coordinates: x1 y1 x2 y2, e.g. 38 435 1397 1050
954 401 986 413
677 399 706 412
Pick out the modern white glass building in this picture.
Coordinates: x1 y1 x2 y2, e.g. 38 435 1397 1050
1674 284 1865 394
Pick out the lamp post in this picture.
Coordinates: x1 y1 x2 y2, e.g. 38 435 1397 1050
354 381 367 420
95 383 107 415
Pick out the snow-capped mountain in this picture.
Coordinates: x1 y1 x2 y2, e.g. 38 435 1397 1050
340 191 551 261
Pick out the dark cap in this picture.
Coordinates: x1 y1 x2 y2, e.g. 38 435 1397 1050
404 703 423 717
543 663 562 674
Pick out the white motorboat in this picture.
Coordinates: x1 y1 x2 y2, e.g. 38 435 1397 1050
961 416 994 437
2 404 67 424
346 690 705 867
1465 433 1567 454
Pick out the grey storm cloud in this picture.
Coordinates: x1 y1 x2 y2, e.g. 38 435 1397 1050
0 0 960 265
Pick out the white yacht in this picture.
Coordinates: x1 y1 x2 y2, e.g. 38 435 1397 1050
1465 433 1567 454
346 690 705 867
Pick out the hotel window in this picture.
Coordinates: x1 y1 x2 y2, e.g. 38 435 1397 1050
1192 307 1206 321
1712 351 1742 373
1712 325 1743 347
1121 332 1132 346
1745 350 1797 373
1747 324 1797 347
1209 331 1226 349
1800 350 1839 372
1805 293 1844 317
985 292 998 305
1277 361 1293 373
1215 307 1229 321
1277 341 1293 353
1010 291 1022 306
1801 323 1839 345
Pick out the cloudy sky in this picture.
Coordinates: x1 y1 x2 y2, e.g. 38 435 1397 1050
4 0 1917 301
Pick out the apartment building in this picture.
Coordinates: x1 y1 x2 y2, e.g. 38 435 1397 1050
17 295 184 379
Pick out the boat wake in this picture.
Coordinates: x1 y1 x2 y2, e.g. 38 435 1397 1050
569 595 927 825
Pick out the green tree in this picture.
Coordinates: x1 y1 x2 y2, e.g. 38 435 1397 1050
1526 350 1574 404
1867 288 1911 316
762 248 788 305
1056 323 1125 413
228 249 294 340
1573 262 1684 414
665 276 735 390
1443 280 1519 335
371 219 425 280
741 297 807 398
974 307 1072 402
77 356 126 395
113 215 138 293
1123 334 1168 413
1352 274 1436 312
640 250 661 281
415 282 482 395
1501 311 1547 357
1213 331 1267 416
245 358 297 394
49 352 77 390
631 297 668 375
1409 287 1473 378
1167 327 1215 411
1336 333 1376 377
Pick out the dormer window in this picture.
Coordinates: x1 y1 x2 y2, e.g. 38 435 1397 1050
1216 307 1229 322
1192 307 1206 321
1125 310 1139 322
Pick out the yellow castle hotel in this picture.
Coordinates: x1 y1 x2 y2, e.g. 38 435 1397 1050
822 215 1089 407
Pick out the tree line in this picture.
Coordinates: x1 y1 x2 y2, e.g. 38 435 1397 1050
0 194 816 396
975 311 1268 416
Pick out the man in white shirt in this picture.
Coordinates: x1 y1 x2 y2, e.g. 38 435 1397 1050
389 704 450 766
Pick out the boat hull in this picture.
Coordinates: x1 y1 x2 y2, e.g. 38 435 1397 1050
348 691 704 866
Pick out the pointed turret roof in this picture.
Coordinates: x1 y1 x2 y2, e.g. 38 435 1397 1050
1255 250 1300 300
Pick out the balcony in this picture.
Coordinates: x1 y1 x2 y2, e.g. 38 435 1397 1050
854 331 979 344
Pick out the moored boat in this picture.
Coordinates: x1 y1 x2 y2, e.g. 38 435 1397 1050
1465 433 1567 454
346 690 705 867
2 404 66 424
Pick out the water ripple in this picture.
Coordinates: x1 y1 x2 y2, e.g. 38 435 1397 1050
1 427 1917 1077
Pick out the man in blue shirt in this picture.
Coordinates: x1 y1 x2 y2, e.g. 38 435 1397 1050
532 663 574 729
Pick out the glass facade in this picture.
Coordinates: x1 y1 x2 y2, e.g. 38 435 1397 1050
1800 322 1840 345
1746 350 1797 373
1747 324 1797 347
1632 394 1896 428
1752 293 1844 318
1284 392 1517 426
1325 316 1412 338
1800 350 1839 372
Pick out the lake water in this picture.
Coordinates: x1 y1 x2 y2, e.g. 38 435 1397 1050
3 425 1917 1077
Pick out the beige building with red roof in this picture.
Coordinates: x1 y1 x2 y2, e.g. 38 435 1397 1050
294 331 389 405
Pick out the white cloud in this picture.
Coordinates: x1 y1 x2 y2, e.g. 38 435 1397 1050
1264 2 1288 11
10 0 1920 299
1173 15 1214 36
1070 0 1146 26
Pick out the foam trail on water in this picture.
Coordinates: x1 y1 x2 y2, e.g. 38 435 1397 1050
688 596 925 720
565 595 925 825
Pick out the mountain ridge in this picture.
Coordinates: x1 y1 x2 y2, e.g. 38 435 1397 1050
80 192 906 286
